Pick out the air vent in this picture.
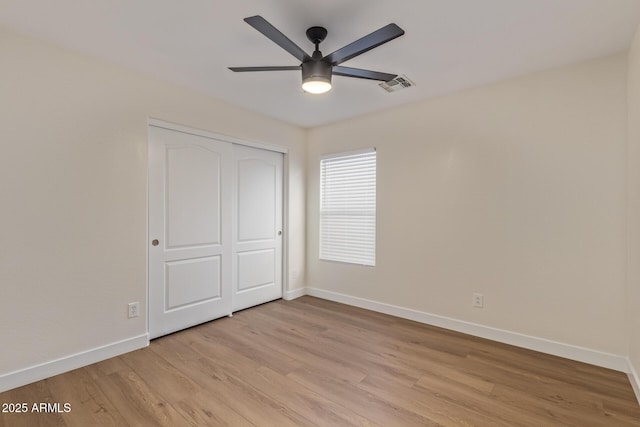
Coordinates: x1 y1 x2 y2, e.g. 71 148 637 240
379 74 415 93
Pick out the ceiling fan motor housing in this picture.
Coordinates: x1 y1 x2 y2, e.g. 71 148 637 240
302 59 332 84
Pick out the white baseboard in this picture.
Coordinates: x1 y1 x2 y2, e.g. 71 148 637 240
302 287 629 373
0 334 149 393
628 358 640 405
283 287 306 301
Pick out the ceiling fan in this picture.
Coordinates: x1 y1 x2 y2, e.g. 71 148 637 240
229 15 405 94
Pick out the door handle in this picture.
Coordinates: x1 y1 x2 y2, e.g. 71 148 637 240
278 231 282 236
152 239 159 246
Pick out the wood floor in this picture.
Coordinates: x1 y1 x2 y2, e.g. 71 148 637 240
1 296 639 426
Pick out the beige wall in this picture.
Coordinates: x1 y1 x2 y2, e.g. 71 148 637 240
1 21 636 387
0 28 306 376
307 54 628 354
628 26 640 380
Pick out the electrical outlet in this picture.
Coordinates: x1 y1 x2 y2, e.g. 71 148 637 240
473 293 484 308
128 302 139 318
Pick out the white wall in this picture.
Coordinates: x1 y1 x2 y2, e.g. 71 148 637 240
307 54 628 356
627 25 640 394
0 28 306 381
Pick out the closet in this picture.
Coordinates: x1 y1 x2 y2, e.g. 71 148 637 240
148 124 283 338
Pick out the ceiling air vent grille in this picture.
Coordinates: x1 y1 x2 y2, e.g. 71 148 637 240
379 74 415 93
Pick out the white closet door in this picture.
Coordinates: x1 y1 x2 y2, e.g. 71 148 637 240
232 145 283 311
148 126 233 339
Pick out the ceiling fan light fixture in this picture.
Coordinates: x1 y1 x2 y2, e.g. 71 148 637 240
302 76 332 94
301 60 332 94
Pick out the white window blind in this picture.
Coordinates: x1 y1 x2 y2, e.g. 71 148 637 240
320 149 376 266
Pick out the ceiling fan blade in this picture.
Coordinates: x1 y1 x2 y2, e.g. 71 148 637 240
244 16 311 63
229 66 301 72
332 66 397 82
324 23 404 66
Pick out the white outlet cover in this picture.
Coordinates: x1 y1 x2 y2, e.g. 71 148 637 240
473 293 484 308
128 302 140 318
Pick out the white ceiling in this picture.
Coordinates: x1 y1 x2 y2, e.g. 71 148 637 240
2 0 640 128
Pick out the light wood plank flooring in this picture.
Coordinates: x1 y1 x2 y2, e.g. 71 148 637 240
1 296 639 426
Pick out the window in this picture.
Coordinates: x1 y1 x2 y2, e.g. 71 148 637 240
320 149 376 266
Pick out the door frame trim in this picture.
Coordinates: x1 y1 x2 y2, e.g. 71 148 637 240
146 118 290 336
